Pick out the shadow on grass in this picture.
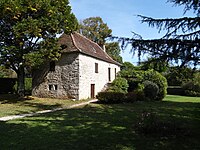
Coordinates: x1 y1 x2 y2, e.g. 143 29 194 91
0 94 63 116
0 101 199 150
0 94 33 104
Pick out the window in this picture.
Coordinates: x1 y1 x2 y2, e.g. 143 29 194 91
49 61 55 71
95 63 98 73
108 68 111 81
49 84 58 91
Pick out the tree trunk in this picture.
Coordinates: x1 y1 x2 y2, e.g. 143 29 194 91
17 65 25 98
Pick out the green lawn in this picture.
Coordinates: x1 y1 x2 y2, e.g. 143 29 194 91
164 95 200 103
0 95 199 150
0 94 90 117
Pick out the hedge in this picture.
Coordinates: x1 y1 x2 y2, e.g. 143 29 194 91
167 86 184 96
97 92 126 104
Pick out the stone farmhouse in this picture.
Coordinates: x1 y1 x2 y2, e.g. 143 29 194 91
32 32 121 100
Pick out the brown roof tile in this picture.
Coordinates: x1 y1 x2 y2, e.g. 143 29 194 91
58 32 121 66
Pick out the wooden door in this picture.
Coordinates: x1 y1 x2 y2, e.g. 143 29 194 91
91 84 95 99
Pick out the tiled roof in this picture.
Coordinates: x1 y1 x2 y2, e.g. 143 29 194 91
58 32 121 66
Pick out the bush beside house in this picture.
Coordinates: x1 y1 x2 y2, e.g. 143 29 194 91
97 69 168 103
143 70 168 101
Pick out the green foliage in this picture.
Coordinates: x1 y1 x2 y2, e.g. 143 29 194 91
0 66 17 78
107 77 129 94
0 0 78 68
182 81 200 97
25 78 32 94
79 17 112 46
120 69 144 92
120 62 143 92
143 80 159 100
164 67 195 86
125 90 146 102
167 86 184 96
140 57 168 72
180 71 200 97
193 72 200 85
105 42 123 63
120 67 167 101
121 62 140 71
0 67 6 78
143 70 168 101
97 92 125 104
14 78 32 94
0 0 78 95
118 0 200 68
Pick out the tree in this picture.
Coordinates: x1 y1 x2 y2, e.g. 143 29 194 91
0 0 78 96
79 17 123 63
140 57 169 73
79 17 112 47
118 0 200 69
105 42 123 63
164 66 196 86
121 61 138 71
0 66 17 78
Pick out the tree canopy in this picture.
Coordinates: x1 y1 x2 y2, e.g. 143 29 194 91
105 42 123 63
79 17 112 47
79 17 123 63
0 0 78 96
116 0 200 69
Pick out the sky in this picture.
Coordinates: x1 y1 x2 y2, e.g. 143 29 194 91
69 0 194 64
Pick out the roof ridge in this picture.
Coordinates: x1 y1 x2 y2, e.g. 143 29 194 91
70 32 82 52
60 32 121 66
104 50 122 65
73 32 121 65
73 32 104 50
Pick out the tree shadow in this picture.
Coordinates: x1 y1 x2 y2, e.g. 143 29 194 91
0 94 63 116
0 94 31 104
0 101 199 150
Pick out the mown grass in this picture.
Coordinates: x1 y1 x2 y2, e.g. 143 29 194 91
0 95 199 150
164 95 200 103
0 94 91 117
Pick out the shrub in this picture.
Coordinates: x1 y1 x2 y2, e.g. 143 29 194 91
143 70 168 101
193 72 200 85
125 90 146 102
134 111 189 137
164 66 195 86
107 77 128 93
120 70 144 92
182 81 200 97
97 92 125 104
167 86 184 95
143 80 159 100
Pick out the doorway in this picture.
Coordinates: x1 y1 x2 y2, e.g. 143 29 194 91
91 84 95 98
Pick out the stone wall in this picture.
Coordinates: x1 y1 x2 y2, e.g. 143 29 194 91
32 52 121 100
32 52 79 99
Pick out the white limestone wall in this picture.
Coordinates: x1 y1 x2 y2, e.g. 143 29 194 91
78 53 121 100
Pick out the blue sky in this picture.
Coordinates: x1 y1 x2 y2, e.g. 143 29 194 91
69 0 193 64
